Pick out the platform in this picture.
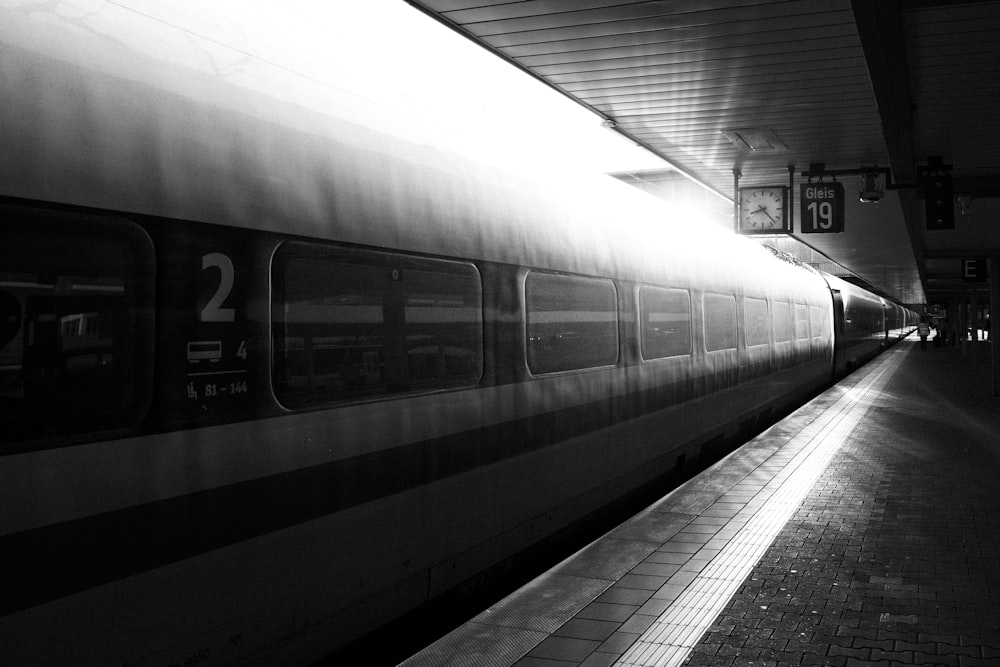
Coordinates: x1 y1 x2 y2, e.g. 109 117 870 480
398 337 1000 667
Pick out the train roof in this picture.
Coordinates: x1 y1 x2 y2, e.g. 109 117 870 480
2 3 831 299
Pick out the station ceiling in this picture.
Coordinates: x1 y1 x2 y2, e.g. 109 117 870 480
408 0 1000 307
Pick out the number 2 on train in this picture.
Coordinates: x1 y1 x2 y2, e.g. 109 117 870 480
200 252 236 322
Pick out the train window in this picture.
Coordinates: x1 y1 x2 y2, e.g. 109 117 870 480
272 243 482 408
704 293 737 351
810 305 826 339
525 271 618 374
744 297 770 346
0 205 155 446
794 304 810 340
639 286 691 360
773 300 793 342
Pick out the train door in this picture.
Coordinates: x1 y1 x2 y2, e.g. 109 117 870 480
830 289 847 377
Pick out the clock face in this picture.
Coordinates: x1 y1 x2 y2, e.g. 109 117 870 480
740 187 787 231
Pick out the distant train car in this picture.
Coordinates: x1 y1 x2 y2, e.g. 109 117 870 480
0 7 915 667
825 274 897 375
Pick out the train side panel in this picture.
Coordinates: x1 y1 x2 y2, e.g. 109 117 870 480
0 7 907 666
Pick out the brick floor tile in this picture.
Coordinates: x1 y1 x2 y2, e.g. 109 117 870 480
828 644 870 660
798 655 847 666
894 641 938 653
838 626 880 641
937 643 981 658
914 651 959 666
676 351 1000 667
869 648 914 662
957 658 999 667
982 645 1000 658
684 653 734 666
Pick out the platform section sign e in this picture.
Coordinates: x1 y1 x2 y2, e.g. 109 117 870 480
800 182 844 234
962 258 987 283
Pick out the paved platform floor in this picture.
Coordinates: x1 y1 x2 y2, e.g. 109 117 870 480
399 338 1000 667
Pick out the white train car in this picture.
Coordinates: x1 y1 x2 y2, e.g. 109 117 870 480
0 5 911 666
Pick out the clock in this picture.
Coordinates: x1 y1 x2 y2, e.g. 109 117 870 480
738 186 789 233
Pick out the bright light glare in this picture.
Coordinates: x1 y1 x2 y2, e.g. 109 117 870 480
121 0 672 174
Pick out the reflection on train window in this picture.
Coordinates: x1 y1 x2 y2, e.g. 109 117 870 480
704 293 737 351
639 286 691 360
272 243 483 408
794 303 810 340
744 297 770 347
810 305 826 339
773 300 793 342
0 206 154 444
525 272 618 374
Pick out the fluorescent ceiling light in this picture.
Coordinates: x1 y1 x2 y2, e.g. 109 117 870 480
722 129 787 152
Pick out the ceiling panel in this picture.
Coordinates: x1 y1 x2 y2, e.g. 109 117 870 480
905 3 1000 179
414 0 883 190
409 0 1000 306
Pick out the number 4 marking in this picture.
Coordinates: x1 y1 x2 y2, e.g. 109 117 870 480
237 340 248 359
201 253 236 322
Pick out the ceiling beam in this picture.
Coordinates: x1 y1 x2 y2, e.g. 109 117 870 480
851 0 927 295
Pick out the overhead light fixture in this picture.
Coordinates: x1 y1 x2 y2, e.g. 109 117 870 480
722 128 787 152
859 169 883 203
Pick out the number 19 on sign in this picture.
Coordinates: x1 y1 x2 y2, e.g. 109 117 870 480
800 182 844 234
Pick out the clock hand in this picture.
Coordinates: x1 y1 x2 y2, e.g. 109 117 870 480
750 205 777 224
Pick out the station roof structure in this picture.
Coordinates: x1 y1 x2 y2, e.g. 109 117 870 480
408 0 1000 307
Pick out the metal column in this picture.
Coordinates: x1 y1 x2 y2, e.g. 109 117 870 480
991 257 1000 397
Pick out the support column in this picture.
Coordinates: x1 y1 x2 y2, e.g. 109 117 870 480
991 257 1000 397
732 169 741 233
960 288 968 357
971 287 978 366
949 294 960 347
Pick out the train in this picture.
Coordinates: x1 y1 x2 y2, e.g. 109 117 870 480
0 6 916 667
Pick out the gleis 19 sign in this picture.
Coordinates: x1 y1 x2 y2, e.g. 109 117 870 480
800 182 844 234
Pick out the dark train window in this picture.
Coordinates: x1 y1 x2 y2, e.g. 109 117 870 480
773 300 793 342
272 242 482 408
639 286 691 359
794 303 810 340
744 297 770 346
525 271 618 374
704 293 737 351
0 204 155 446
